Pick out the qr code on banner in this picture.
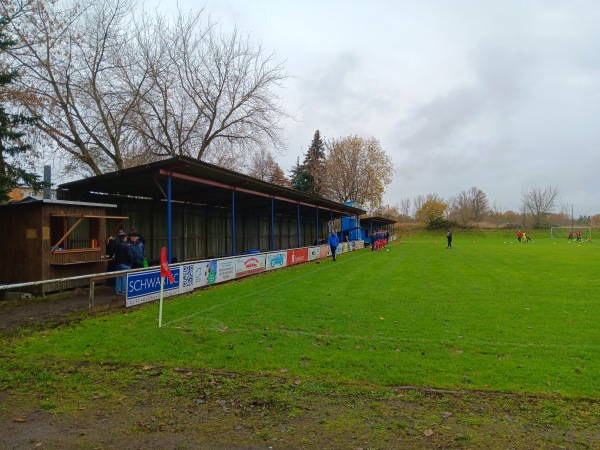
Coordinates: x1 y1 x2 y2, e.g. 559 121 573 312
182 265 194 287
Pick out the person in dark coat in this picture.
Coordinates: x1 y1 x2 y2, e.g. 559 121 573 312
446 230 453 249
129 232 145 268
328 231 340 261
113 233 133 294
129 226 145 246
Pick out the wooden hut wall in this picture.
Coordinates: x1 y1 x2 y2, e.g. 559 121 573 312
0 202 111 294
0 202 45 288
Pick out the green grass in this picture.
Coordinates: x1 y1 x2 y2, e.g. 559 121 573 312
3 231 600 399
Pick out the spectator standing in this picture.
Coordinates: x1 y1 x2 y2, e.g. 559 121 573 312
113 232 133 295
328 231 340 261
129 232 146 268
129 226 145 246
106 226 124 272
106 227 124 256
446 230 453 249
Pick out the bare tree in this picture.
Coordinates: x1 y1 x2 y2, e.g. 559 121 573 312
489 201 503 228
412 195 426 219
399 197 412 218
320 135 393 211
2 0 291 176
450 191 471 226
426 193 444 203
469 186 489 226
133 7 290 162
370 204 398 219
449 186 489 227
246 147 289 187
521 185 560 228
3 0 144 176
557 197 571 227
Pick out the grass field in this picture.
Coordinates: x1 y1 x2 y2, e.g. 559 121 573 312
4 230 600 398
2 230 600 448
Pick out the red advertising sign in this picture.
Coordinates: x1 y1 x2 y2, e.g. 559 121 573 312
286 248 309 266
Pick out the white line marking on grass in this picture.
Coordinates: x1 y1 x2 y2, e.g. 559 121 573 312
162 251 371 328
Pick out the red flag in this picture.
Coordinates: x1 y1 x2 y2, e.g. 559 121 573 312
160 247 174 283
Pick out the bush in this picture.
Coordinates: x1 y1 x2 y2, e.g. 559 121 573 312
426 217 456 230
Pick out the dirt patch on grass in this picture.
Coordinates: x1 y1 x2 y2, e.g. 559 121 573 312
0 286 124 331
2 363 600 449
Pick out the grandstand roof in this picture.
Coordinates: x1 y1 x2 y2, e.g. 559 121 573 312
58 156 365 217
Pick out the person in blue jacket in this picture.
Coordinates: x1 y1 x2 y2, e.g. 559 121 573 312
328 230 340 261
128 232 146 268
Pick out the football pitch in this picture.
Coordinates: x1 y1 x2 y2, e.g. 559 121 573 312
9 231 600 398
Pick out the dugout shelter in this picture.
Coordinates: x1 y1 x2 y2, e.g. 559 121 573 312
359 216 396 244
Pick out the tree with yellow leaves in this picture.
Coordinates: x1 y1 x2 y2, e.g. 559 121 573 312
416 199 449 229
320 135 393 211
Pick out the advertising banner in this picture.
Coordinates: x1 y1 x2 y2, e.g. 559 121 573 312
308 246 320 261
235 254 266 277
124 240 368 308
126 267 181 307
189 260 217 289
180 263 195 294
266 252 287 271
320 244 329 258
286 248 309 266
216 258 236 283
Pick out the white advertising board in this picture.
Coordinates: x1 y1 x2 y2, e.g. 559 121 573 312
266 252 287 271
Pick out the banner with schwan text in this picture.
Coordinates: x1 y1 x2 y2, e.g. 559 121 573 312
126 267 181 307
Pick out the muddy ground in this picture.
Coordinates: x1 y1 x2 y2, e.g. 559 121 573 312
1 289 599 449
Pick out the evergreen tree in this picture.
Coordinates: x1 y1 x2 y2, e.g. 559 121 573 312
303 130 325 195
289 156 309 191
289 130 325 194
0 14 44 202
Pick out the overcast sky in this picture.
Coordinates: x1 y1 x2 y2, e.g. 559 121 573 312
151 0 600 216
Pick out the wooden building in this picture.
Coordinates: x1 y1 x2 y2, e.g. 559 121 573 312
0 198 127 294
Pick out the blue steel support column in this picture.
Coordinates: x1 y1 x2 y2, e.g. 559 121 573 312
167 174 172 263
297 203 301 248
315 207 319 244
231 190 236 256
271 198 275 250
